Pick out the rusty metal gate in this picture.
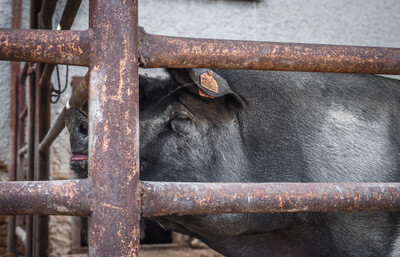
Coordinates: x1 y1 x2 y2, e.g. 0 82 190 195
1 0 400 256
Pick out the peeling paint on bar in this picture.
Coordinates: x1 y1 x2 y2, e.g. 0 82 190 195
88 0 140 256
0 179 91 216
0 28 91 66
139 27 400 74
141 182 400 217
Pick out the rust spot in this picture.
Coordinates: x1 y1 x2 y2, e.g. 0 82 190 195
141 182 400 217
0 29 91 66
138 28 400 75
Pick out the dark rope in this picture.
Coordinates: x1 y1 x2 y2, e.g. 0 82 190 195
51 64 69 103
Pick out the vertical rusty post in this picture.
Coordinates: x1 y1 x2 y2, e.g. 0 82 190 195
16 61 26 197
88 0 140 256
15 0 25 248
38 0 58 29
28 1 41 256
34 0 51 255
34 61 50 257
16 63 26 244
7 42 17 255
34 43 50 257
7 0 21 255
26 63 35 257
17 70 25 182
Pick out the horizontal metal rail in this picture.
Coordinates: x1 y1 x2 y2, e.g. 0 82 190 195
0 29 91 66
141 182 400 217
1 27 400 75
139 28 400 74
0 179 91 216
2 180 399 217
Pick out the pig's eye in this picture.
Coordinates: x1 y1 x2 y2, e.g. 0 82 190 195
79 124 88 136
169 114 193 133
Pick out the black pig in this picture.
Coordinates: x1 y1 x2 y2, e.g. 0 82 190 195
68 69 400 257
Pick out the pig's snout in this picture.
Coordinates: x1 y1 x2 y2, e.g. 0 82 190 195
65 108 88 178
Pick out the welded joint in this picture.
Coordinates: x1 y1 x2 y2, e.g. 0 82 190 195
138 181 145 217
137 26 148 67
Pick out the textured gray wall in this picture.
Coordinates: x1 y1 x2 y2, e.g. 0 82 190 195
1 0 400 165
0 0 12 164
139 0 400 46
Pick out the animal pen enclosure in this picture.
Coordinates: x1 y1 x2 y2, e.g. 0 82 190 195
1 0 400 256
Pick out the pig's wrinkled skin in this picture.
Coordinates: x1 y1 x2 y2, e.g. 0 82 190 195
68 69 400 257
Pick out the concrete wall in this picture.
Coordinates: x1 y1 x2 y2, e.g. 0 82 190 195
0 0 400 255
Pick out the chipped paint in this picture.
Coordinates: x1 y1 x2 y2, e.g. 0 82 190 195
0 179 91 215
138 28 400 74
0 29 91 66
88 0 140 256
141 182 400 217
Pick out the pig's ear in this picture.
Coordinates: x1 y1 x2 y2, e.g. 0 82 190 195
167 68 246 112
166 69 193 86
139 75 154 110
139 74 170 110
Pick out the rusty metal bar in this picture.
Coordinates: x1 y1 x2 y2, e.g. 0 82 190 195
17 82 26 182
39 72 89 152
38 108 66 152
18 145 27 156
0 29 91 66
7 53 18 257
33 7 52 248
33 3 54 253
39 0 83 89
58 0 82 30
35 59 50 256
17 60 26 181
0 179 91 216
26 62 35 257
139 28 400 74
38 64 55 90
20 62 29 85
7 0 22 254
19 106 27 121
27 1 42 255
38 0 58 29
88 0 140 256
15 28 26 257
9 60 19 179
141 182 400 217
